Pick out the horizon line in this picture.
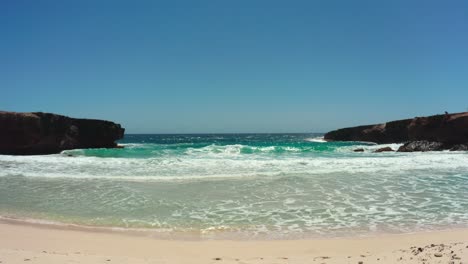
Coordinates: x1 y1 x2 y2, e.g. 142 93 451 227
122 132 326 135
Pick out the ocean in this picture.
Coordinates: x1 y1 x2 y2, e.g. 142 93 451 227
0 133 467 239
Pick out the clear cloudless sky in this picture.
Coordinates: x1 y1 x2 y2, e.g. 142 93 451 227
1 0 468 133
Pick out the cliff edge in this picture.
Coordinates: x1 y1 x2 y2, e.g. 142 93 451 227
0 111 125 155
324 112 468 151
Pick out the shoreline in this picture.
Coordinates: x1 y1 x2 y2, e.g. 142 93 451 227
1 219 468 263
2 214 468 241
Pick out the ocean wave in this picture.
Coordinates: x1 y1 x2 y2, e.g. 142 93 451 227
61 143 337 158
305 137 327 143
184 144 314 156
334 143 404 153
1 149 467 182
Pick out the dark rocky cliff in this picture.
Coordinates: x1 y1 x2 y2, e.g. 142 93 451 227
0 111 125 155
324 112 468 151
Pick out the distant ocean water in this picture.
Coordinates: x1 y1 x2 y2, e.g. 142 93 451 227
1 134 468 239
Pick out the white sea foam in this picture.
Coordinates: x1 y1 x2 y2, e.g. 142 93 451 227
305 137 327 143
0 147 467 182
335 143 403 153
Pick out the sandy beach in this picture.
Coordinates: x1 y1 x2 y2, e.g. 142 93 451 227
3 0 468 263
0 220 466 264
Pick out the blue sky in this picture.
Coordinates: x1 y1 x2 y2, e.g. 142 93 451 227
2 1 468 133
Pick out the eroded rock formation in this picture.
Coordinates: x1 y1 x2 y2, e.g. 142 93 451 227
324 112 468 151
0 111 125 155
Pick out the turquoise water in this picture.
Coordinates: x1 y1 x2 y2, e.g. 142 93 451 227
1 134 468 239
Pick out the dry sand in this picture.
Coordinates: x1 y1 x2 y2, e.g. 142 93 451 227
0 220 467 264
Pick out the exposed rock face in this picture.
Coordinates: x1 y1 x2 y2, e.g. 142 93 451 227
324 112 468 151
450 144 468 151
0 111 125 155
397 141 444 152
374 147 394 153
324 122 410 144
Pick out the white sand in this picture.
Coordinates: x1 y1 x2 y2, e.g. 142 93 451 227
1 220 467 264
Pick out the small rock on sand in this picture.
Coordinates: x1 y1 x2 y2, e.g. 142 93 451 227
434 253 443 257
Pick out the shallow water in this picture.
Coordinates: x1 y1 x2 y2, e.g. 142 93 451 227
0 134 467 239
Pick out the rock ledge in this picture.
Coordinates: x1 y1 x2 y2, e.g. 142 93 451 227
0 111 125 155
324 112 468 152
